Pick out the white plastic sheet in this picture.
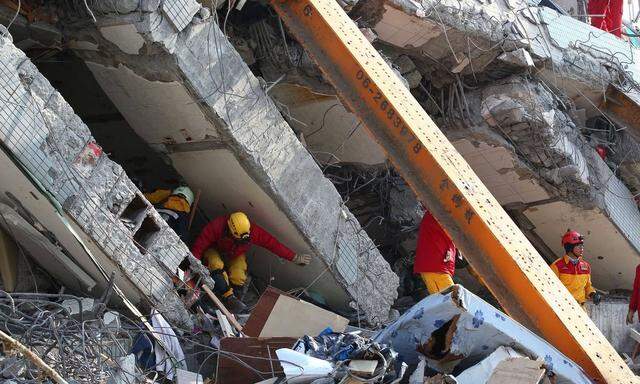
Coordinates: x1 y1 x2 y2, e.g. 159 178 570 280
275 348 333 383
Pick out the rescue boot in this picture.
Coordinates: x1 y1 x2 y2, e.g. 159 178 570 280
223 294 247 314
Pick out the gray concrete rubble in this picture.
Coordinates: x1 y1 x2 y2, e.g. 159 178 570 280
328 0 640 291
59 0 398 322
0 32 204 327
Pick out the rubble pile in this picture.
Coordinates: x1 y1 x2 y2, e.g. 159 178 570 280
0 284 595 383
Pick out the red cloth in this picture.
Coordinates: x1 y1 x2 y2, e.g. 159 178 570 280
588 0 623 37
413 212 457 276
630 265 640 314
191 215 295 261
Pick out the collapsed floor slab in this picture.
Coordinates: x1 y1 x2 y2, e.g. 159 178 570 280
60 0 398 321
0 31 207 327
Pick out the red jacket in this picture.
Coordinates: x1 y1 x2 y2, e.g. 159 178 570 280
588 0 623 37
630 265 640 315
191 215 295 261
413 211 457 276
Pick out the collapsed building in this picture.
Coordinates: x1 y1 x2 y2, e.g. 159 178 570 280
1 0 640 381
0 0 400 326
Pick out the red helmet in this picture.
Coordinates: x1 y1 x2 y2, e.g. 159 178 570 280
561 230 584 247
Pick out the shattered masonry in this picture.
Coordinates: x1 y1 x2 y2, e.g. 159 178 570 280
64 1 399 320
357 0 640 288
0 33 198 327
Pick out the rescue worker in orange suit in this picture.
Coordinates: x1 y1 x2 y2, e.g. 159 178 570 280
191 211 312 313
145 185 194 242
550 230 601 308
413 211 462 294
626 265 640 324
588 0 623 37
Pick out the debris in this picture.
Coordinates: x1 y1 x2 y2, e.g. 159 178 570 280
216 337 298 384
451 56 470 74
403 70 423 89
486 357 546 383
423 374 457 384
216 309 236 337
408 357 426 384
244 287 348 338
374 285 592 383
292 330 400 382
175 368 204 384
393 55 416 74
0 226 18 292
347 359 378 376
103 310 121 329
359 28 377 42
455 346 544 383
0 203 96 292
150 309 186 380
0 329 68 384
497 48 535 68
276 348 334 381
106 354 137 384
61 297 94 316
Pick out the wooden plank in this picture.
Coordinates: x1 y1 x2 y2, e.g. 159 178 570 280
244 286 348 338
267 0 635 380
486 358 545 384
243 287 282 337
202 285 243 333
216 337 296 384
216 310 235 338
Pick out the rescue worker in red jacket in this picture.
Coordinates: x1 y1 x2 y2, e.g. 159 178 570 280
413 211 461 294
192 211 311 312
550 230 601 308
626 265 640 324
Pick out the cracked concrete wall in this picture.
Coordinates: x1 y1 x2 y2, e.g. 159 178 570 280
66 0 398 321
378 0 631 97
442 74 640 288
0 32 198 327
476 76 594 206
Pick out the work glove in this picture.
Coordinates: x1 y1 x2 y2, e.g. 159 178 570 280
627 309 635 325
292 253 312 266
591 291 602 305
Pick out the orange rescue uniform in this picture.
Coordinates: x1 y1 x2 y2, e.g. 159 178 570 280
550 255 595 305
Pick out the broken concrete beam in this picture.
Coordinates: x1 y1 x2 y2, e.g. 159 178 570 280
455 346 544 384
394 55 416 74
497 48 534 68
0 33 192 328
61 298 95 316
374 285 591 383
0 203 96 293
66 0 398 322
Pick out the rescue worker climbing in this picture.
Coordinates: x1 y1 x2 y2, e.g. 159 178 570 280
550 230 601 307
191 211 312 313
145 185 194 242
413 211 462 294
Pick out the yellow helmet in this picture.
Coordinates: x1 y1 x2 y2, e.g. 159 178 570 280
228 212 251 240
